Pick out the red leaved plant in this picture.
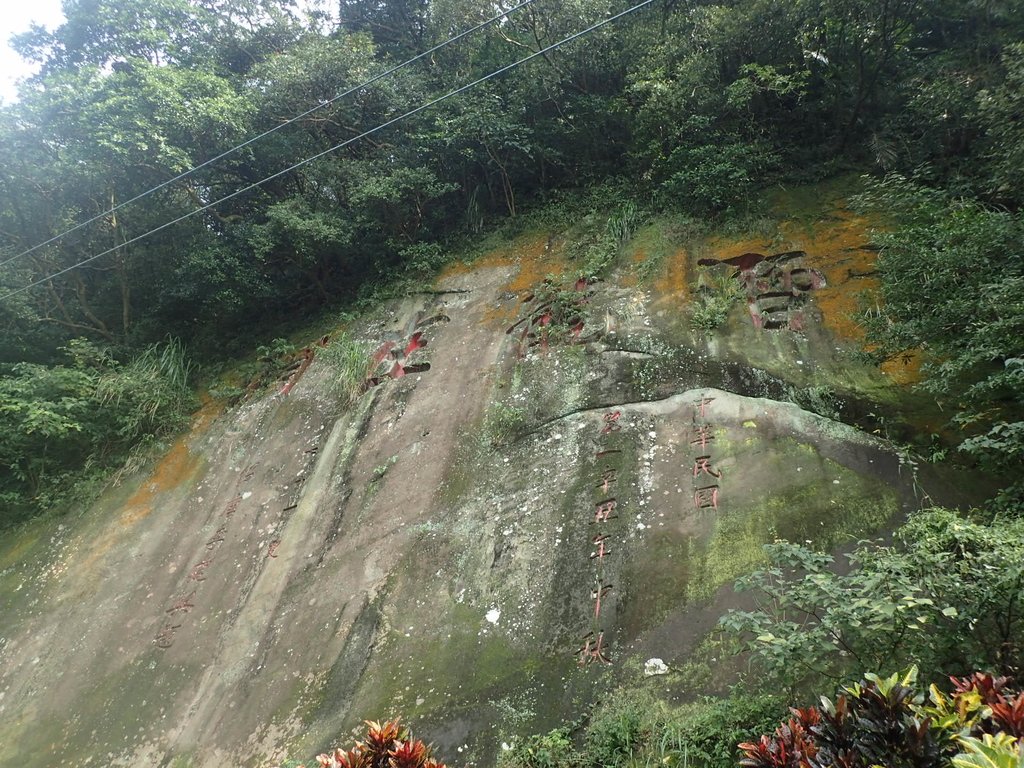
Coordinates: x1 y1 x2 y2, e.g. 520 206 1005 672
287 719 446 768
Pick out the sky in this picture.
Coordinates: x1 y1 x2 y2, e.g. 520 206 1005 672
0 0 337 104
0 0 65 103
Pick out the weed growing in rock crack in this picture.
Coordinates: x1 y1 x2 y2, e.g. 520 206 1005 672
607 201 644 246
319 331 373 403
690 270 744 330
484 402 527 447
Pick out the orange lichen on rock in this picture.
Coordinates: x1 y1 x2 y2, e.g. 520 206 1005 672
503 235 569 296
780 206 879 343
652 247 692 302
880 350 923 385
120 439 199 526
618 246 647 288
778 204 922 383
119 396 216 526
439 232 571 324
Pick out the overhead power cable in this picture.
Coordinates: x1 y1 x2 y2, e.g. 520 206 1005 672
0 0 539 270
0 0 657 303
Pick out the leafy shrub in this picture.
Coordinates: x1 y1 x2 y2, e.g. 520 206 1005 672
606 202 644 246
659 138 777 215
283 719 446 768
0 338 197 526
853 176 1024 499
739 668 1024 768
502 688 784 768
721 509 1024 689
499 728 579 768
584 690 654 766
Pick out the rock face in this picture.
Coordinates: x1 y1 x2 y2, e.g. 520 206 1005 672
0 198 972 767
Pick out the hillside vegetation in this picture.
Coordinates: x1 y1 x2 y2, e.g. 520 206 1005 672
0 2 1021 767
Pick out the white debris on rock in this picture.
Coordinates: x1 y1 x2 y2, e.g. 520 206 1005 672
485 608 501 624
644 658 669 676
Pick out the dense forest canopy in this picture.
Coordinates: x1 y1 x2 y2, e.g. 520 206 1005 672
0 0 1022 523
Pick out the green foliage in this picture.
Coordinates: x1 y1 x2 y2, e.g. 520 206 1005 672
660 137 778 215
691 270 744 330
499 728 579 768
954 735 1024 768
95 337 196 443
977 43 1024 206
502 689 785 768
318 332 372 404
483 402 527 448
854 176 1024 494
0 338 196 526
721 508 1024 689
606 202 644 247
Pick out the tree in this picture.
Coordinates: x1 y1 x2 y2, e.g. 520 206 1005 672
855 176 1024 498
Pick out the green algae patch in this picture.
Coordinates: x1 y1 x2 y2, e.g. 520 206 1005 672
342 600 546 727
0 654 202 768
620 429 899 639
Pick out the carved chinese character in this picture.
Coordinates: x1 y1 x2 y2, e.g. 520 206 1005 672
577 631 612 666
591 582 613 618
590 534 611 561
693 455 722 479
601 411 622 434
595 449 622 459
689 424 714 449
205 525 228 550
597 468 618 494
154 621 182 649
223 496 241 517
593 499 618 523
698 397 716 418
188 558 212 582
166 591 196 615
694 485 720 510
267 540 281 559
